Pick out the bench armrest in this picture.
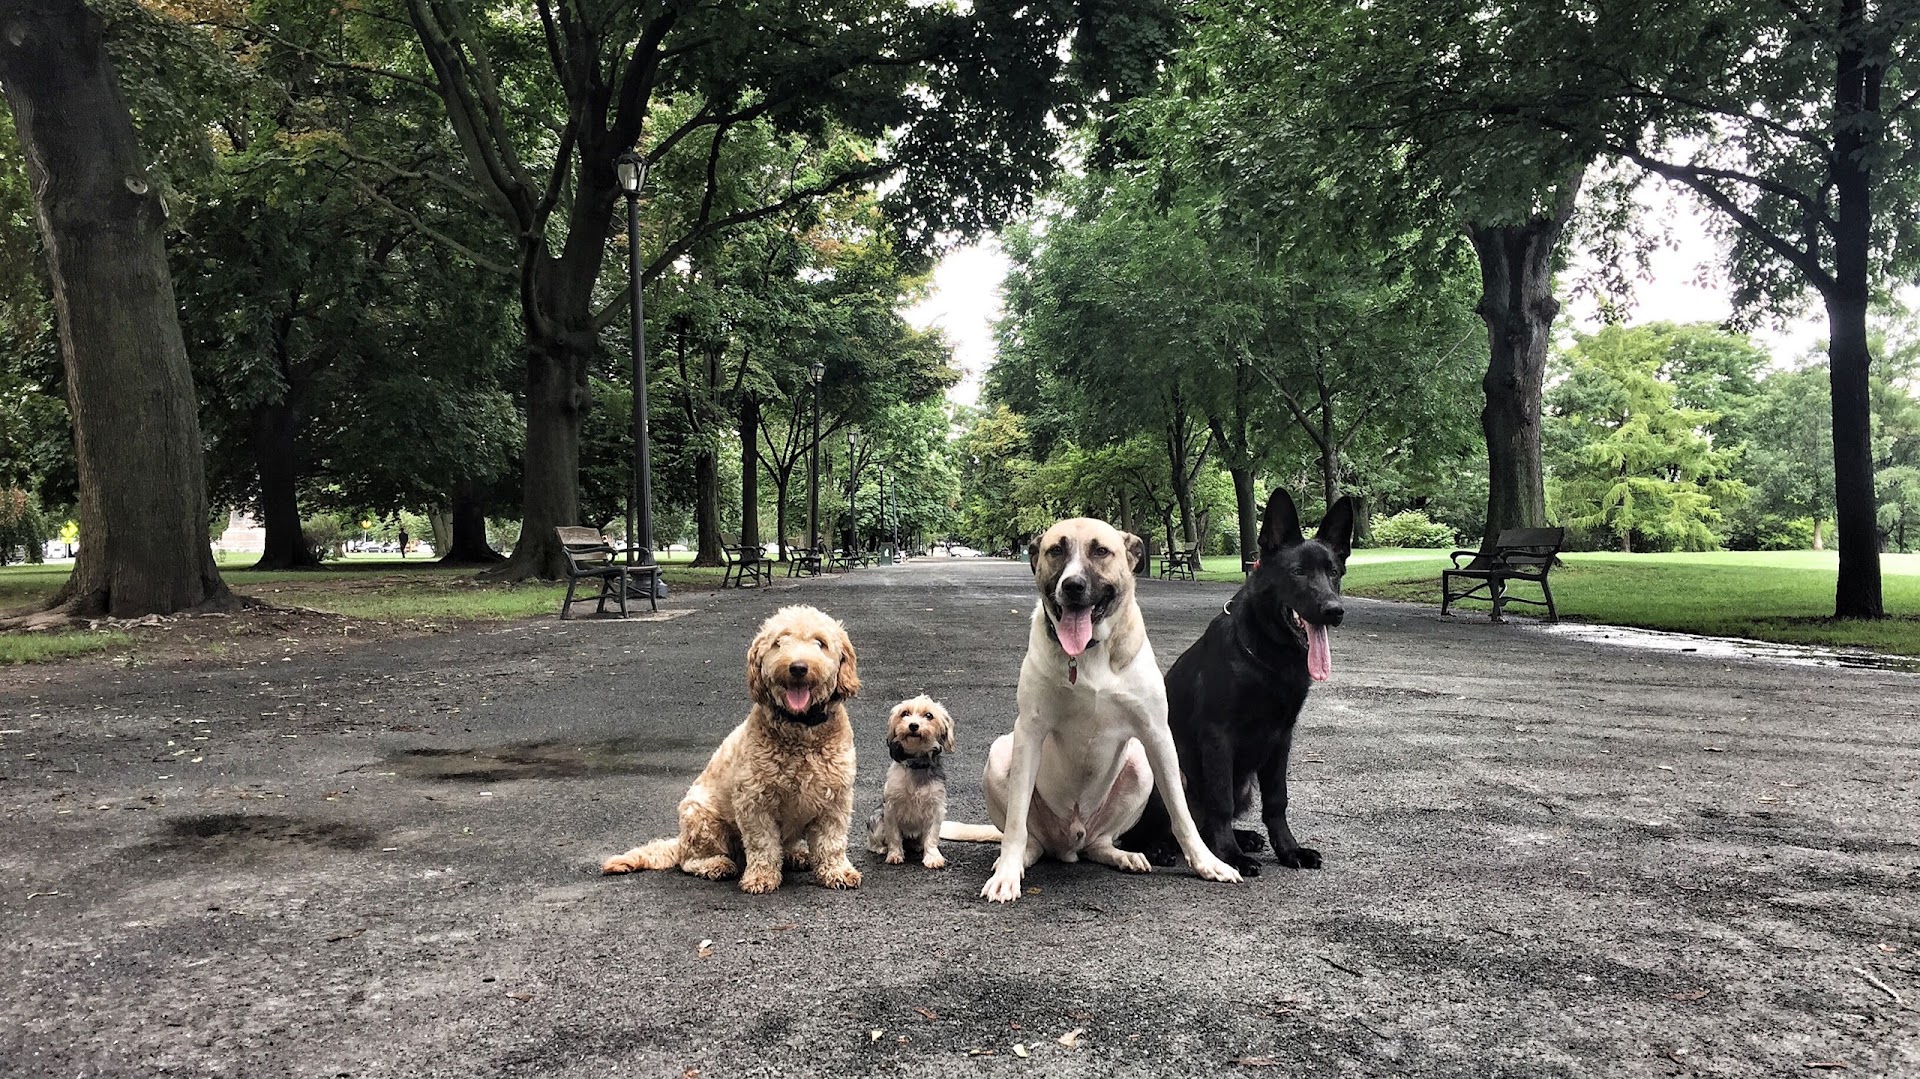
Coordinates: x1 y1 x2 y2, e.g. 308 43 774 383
1447 549 1480 567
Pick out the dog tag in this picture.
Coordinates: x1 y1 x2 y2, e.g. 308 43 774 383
1068 658 1078 685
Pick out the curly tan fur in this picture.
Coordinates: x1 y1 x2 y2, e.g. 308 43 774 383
602 605 862 893
866 695 955 869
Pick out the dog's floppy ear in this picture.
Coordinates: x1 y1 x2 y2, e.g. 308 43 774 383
1122 531 1144 571
1259 488 1304 556
935 702 956 752
832 620 861 699
745 623 773 706
1316 496 1356 563
1027 534 1042 574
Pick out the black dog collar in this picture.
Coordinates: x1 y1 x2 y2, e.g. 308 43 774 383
887 742 942 769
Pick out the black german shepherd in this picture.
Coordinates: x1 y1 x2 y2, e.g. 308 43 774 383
1122 488 1354 876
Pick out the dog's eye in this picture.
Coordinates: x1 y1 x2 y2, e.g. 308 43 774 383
1090 544 1109 558
1293 566 1308 577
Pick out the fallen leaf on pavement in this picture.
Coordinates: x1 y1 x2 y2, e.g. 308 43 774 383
696 939 714 958
1012 1044 1029 1058
505 991 533 1002
966 1048 995 1057
1058 1028 1083 1048
769 923 797 932
1668 988 1711 1001
1805 1063 1849 1071
869 1030 883 1042
913 1007 939 1021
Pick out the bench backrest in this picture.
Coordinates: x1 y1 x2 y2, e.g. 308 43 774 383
1493 527 1564 565
556 526 613 569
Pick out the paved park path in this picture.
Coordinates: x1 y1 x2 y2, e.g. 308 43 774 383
2 560 1916 1077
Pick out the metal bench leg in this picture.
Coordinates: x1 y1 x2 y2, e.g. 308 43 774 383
561 576 579 619
1539 577 1556 621
1489 578 1506 623
616 572 630 618
1440 573 1452 616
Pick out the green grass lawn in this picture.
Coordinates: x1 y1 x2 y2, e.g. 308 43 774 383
0 551 734 626
1192 547 1920 655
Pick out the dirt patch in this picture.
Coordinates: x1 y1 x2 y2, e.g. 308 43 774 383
147 812 378 855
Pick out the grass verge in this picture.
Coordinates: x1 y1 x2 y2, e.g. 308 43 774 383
0 629 130 665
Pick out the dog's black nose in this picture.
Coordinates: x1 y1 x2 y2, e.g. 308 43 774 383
1059 575 1089 602
908 721 920 733
788 662 808 677
1322 604 1345 627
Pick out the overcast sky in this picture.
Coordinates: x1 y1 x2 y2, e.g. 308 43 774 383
903 185 1830 409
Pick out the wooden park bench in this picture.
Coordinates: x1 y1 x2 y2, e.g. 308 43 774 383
556 526 659 618
720 537 773 589
1159 547 1198 581
785 542 822 578
1441 527 1564 623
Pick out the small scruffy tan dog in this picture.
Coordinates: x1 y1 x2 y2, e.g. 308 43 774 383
601 605 862 893
866 695 955 869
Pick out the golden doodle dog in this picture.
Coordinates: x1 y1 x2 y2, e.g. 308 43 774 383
865 695 956 869
601 605 862 893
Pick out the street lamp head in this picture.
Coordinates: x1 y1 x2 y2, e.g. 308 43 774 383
614 151 647 196
809 359 825 385
849 427 859 448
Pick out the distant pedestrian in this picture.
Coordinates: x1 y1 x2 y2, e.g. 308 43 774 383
398 526 410 558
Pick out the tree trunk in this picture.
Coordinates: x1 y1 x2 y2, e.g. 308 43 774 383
1825 11 1883 619
692 447 724 566
1466 174 1581 555
1229 466 1256 564
438 486 503 564
1826 295 1882 616
0 0 229 616
250 401 318 570
740 392 761 548
1813 518 1826 552
426 509 453 557
1620 529 1632 554
490 334 591 579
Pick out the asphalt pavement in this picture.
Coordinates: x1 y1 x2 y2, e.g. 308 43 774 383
2 559 1916 1077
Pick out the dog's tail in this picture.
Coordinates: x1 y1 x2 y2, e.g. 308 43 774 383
601 837 680 875
938 821 1004 843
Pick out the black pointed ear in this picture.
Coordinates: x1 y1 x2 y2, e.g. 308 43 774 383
1316 496 1355 562
1258 489 1303 556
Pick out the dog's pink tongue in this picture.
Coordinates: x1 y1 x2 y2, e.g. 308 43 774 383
1306 621 1332 682
1056 608 1094 657
783 687 811 712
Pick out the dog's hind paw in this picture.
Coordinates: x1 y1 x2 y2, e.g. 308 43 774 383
1233 828 1268 854
1273 846 1323 870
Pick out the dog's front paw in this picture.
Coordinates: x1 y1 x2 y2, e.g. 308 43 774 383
1234 828 1268 854
921 849 947 870
784 843 812 870
1191 855 1244 884
1111 849 1152 874
601 853 640 875
1143 842 1180 868
1229 852 1263 878
814 860 862 889
1273 845 1323 870
981 868 1024 903
738 866 783 893
681 855 738 880
884 849 905 865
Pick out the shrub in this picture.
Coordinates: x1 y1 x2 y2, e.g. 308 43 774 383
301 515 346 562
1370 510 1455 549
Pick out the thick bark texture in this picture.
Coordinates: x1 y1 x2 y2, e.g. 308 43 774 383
438 486 503 564
0 1 229 616
1466 172 1581 555
492 328 594 579
1229 467 1256 563
251 401 319 570
692 448 724 565
739 392 761 548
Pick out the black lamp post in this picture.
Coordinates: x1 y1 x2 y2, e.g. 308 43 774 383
846 427 859 556
807 359 825 557
615 150 653 566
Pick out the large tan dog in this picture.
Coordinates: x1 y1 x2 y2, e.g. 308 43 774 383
944 517 1240 902
601 605 862 893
